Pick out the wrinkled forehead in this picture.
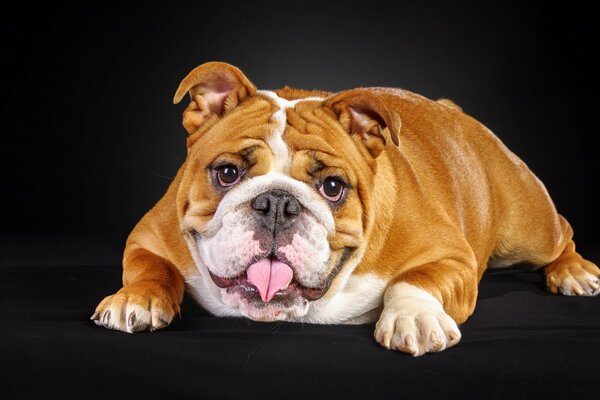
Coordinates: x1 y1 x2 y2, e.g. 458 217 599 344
187 94 276 156
256 90 332 173
188 90 359 171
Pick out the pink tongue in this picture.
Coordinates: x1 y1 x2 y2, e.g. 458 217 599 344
246 259 294 302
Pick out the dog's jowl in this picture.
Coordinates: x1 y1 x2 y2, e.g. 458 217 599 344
92 62 599 356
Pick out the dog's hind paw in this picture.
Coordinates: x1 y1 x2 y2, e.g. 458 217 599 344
545 257 600 296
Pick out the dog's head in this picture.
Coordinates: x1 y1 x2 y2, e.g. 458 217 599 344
175 62 400 321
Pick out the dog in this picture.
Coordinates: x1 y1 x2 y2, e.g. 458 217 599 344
91 62 599 356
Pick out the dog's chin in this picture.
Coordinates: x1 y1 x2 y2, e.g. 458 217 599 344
220 280 310 321
223 289 310 322
209 269 328 322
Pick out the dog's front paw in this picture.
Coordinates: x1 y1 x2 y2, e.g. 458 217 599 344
374 283 461 356
91 280 180 333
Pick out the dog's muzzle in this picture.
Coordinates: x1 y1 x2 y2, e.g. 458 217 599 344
206 189 329 303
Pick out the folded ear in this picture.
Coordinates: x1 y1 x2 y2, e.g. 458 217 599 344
173 62 256 134
324 89 401 158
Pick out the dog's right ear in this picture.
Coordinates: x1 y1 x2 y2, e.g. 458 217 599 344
173 62 256 134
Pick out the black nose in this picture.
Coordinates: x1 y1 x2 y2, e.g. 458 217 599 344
251 190 301 230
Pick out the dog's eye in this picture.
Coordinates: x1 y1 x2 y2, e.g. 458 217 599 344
319 177 345 202
216 165 240 187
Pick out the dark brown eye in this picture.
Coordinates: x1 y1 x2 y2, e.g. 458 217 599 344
216 165 240 187
319 177 345 202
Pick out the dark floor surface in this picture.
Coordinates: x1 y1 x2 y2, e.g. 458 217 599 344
1 234 599 400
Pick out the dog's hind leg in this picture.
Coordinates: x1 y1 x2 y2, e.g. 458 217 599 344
488 158 599 295
495 209 600 296
543 225 600 296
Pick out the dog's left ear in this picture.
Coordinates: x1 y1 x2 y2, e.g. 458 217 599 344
324 89 401 158
173 62 256 134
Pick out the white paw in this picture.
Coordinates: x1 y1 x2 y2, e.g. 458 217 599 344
91 281 179 333
374 283 461 356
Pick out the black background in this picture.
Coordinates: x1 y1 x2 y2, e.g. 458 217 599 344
3 2 600 399
3 1 599 250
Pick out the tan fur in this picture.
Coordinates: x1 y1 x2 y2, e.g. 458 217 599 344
93 62 599 347
437 98 462 112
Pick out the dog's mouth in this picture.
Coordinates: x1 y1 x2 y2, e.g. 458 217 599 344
208 256 328 304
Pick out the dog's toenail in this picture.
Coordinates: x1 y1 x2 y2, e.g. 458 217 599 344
128 312 136 327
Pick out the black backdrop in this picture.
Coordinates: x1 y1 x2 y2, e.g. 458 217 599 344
3 1 598 249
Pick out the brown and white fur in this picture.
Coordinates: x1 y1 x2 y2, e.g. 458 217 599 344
92 62 599 356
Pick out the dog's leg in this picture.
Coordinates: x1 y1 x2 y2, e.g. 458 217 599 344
374 259 477 356
91 246 185 332
489 155 599 293
498 204 600 295
544 237 600 296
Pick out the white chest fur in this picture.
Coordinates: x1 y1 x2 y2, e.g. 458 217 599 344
296 273 388 324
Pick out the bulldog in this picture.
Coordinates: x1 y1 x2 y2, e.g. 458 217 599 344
92 62 600 356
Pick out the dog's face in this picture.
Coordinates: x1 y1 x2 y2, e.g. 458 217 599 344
174 63 399 321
